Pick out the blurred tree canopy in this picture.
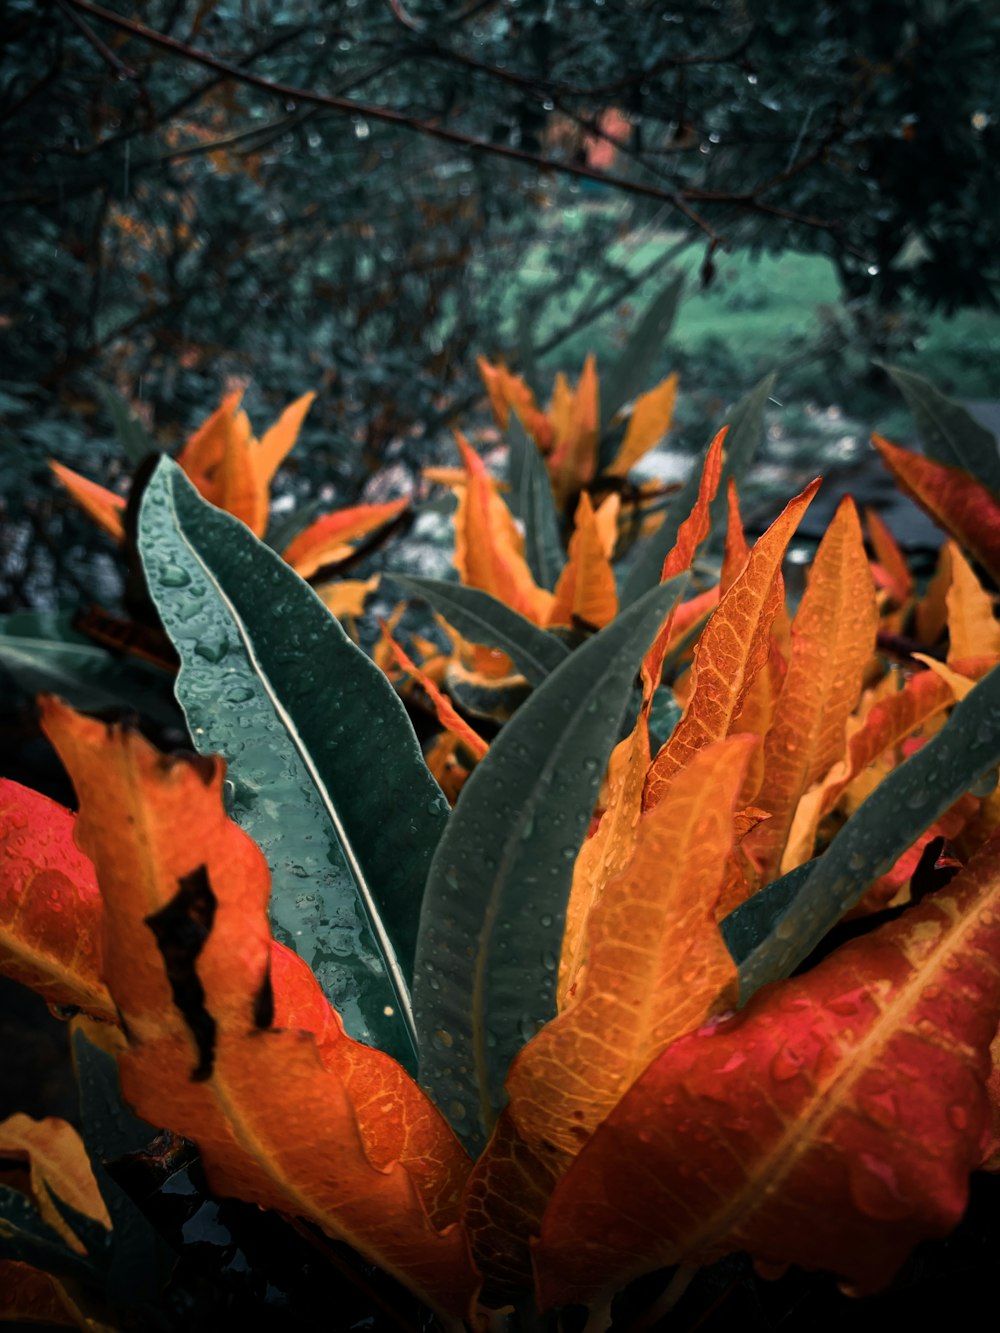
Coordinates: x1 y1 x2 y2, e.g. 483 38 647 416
1 0 998 525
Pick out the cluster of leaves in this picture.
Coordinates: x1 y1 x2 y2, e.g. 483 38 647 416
1 340 1000 1330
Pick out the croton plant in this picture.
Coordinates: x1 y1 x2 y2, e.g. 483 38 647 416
2 354 1000 1331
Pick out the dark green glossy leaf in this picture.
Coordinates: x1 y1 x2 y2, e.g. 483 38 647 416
601 272 684 431
738 663 1000 1001
0 611 179 726
138 459 449 1071
97 383 159 468
0 1183 97 1285
445 668 532 724
620 373 775 606
73 1027 176 1307
507 415 565 590
389 574 570 687
647 684 683 752
886 364 1000 496
413 577 687 1150
719 860 815 967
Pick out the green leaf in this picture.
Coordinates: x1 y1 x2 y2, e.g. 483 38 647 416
413 577 687 1150
600 272 684 432
73 1028 175 1306
620 373 775 607
0 1184 97 1285
507 415 565 590
737 663 1000 1001
389 574 570 687
885 365 1000 496
97 384 158 468
0 611 179 726
719 861 815 967
138 459 449 1072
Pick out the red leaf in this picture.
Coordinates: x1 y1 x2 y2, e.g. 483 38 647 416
872 434 1000 584
536 836 1000 1307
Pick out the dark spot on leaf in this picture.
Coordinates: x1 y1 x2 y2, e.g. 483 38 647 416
253 956 274 1030
145 866 217 1081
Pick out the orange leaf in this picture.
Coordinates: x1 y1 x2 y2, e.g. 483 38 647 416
40 700 477 1319
916 545 951 645
477 358 553 451
48 463 125 543
453 432 553 624
175 388 243 486
720 477 750 595
0 1115 110 1249
317 576 379 621
872 434 1000 583
548 355 599 505
0 1262 103 1328
557 715 651 1012
746 498 878 881
782 660 994 872
865 506 913 605
536 835 1000 1306
507 736 753 1158
644 479 820 809
0 780 113 1020
460 1109 563 1295
255 390 316 487
283 498 409 579
641 428 726 693
383 629 488 761
547 492 618 630
945 541 1000 662
606 373 678 477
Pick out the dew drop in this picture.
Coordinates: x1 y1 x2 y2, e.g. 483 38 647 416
159 563 191 587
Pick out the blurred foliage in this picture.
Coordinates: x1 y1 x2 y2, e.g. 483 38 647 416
2 0 999 609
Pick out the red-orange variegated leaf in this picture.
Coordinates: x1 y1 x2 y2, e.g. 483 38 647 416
547 492 618 630
383 628 488 763
0 1114 110 1250
461 1109 564 1294
48 463 126 543
175 390 264 531
728 639 785 807
536 836 1000 1308
453 432 553 625
945 541 1000 662
605 373 678 477
175 389 243 480
477 358 553 451
720 477 750 595
283 498 409 580
508 737 752 1158
40 700 477 1319
644 479 820 810
0 780 113 1020
745 498 878 881
985 1027 1000 1170
782 658 995 872
872 434 1000 584
641 429 725 693
865 506 913 605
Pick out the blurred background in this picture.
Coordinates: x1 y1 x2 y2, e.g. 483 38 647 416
3 0 999 615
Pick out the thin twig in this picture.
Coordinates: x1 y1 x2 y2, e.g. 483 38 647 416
55 0 137 78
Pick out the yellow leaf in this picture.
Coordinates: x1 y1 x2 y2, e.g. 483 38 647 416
606 373 678 476
317 576 379 620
